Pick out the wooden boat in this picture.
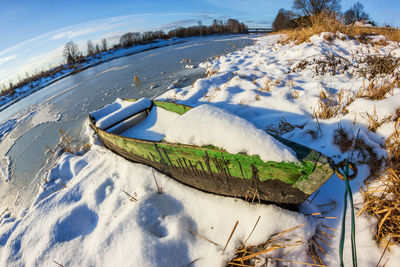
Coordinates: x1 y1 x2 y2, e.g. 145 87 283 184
89 99 338 208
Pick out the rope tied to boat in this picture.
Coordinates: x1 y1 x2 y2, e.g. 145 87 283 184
335 159 358 267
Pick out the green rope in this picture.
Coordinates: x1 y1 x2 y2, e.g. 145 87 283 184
339 159 358 267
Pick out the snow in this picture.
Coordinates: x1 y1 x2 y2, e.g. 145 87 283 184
2 32 400 266
93 98 152 130
0 156 10 182
0 38 185 112
89 99 123 121
165 104 298 162
0 123 311 266
121 106 180 141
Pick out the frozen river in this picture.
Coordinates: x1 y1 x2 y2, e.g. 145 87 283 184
0 35 255 214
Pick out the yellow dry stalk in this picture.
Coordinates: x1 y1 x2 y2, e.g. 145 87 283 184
273 12 400 44
361 106 391 132
227 223 306 266
133 74 141 87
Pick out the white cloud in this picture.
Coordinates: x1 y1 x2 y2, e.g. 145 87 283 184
51 26 104 40
50 19 131 40
0 47 63 84
158 19 201 30
0 54 18 66
0 12 222 86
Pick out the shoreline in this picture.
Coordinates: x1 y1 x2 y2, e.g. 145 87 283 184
0 33 256 114
0 38 187 113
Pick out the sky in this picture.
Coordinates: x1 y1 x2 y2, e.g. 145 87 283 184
0 0 399 88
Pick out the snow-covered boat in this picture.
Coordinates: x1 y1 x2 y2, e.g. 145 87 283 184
89 98 337 208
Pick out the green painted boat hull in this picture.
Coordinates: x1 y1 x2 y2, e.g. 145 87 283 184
89 100 335 208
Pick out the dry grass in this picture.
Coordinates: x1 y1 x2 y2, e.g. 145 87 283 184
258 78 272 92
275 12 400 45
133 74 141 87
223 221 239 254
361 118 400 245
359 55 400 80
332 128 383 178
121 189 138 202
361 168 400 245
227 223 308 266
361 107 391 132
307 225 336 266
313 89 355 119
386 118 400 170
265 118 305 136
290 53 351 76
333 128 354 153
206 69 219 77
226 222 335 267
289 89 300 99
277 13 344 45
57 128 91 154
357 78 396 100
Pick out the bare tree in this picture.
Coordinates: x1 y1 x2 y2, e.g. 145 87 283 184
343 2 370 25
63 41 80 64
272 9 295 31
95 44 101 54
119 32 135 47
293 0 341 16
101 38 107 51
87 40 95 56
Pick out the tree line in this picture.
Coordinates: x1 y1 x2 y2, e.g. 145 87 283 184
64 18 247 64
272 0 376 31
1 18 247 96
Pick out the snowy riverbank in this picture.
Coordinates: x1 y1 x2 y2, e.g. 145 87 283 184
0 38 186 112
1 32 400 266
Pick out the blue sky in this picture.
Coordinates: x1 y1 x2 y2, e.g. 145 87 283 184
1 0 399 87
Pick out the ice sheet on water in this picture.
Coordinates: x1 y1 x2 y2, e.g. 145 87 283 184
0 119 17 140
0 156 10 182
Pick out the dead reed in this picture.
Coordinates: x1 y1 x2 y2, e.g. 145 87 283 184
227 223 314 266
57 128 91 154
275 12 400 45
152 169 163 194
333 128 354 153
361 107 391 132
121 189 138 202
189 230 220 246
51 259 65 267
277 13 344 45
357 78 396 100
359 55 400 80
223 221 239 254
313 89 355 119
333 127 383 178
290 53 351 76
361 118 400 245
265 118 305 136
133 74 141 87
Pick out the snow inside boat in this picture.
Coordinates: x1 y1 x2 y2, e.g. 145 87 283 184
89 98 336 208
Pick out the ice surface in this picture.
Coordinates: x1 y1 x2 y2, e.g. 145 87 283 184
165 104 298 162
0 156 10 182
